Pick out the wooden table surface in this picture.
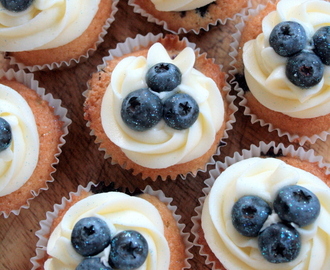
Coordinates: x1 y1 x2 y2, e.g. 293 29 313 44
1 1 330 269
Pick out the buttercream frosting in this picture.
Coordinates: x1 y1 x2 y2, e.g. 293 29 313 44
150 0 214 12
44 192 170 270
202 157 330 269
243 0 330 118
0 0 100 51
101 42 224 169
0 83 39 197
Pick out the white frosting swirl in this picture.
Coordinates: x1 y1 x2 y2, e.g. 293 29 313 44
0 84 39 196
202 157 330 270
0 0 100 51
44 192 170 270
243 0 330 118
101 42 224 169
150 0 214 12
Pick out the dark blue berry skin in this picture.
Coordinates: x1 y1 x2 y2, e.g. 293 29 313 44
0 0 34 12
146 63 182 93
313 26 330 65
109 230 148 270
163 93 199 130
273 185 320 227
121 88 163 131
231 195 272 237
0 117 12 152
269 21 307 57
286 50 324 88
258 222 301 263
71 217 111 257
76 257 112 270
195 3 214 17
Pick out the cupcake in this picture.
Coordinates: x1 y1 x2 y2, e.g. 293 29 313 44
0 0 118 71
31 182 192 270
83 33 236 180
128 0 251 34
0 69 70 218
231 0 330 144
192 141 330 269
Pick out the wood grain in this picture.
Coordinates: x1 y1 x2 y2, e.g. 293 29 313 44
0 1 329 269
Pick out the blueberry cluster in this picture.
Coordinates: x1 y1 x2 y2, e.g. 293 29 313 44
0 0 34 12
71 217 149 270
269 21 330 88
121 62 199 131
0 117 12 152
231 185 320 263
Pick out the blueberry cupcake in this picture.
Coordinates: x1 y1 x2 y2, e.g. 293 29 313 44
30 182 192 270
128 0 251 34
83 33 236 180
0 69 70 218
192 141 330 269
231 0 330 144
0 0 118 71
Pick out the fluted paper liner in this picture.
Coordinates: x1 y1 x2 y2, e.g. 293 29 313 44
191 141 330 269
30 182 193 269
8 0 119 72
228 1 330 145
127 0 253 35
83 32 237 180
0 69 71 218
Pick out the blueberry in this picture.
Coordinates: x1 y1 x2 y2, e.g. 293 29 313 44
269 21 307 57
195 3 214 17
286 50 324 88
76 257 112 270
313 26 330 65
163 93 199 130
109 230 148 270
71 217 111 257
273 185 320 227
0 0 34 12
121 88 163 131
258 222 301 263
231 195 272 237
146 63 181 93
0 117 12 152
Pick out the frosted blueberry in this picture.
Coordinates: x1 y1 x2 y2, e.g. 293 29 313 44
231 195 272 237
71 217 111 257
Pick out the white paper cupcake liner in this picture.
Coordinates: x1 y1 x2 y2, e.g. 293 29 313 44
191 141 330 269
83 32 237 180
128 0 253 35
0 69 71 218
228 1 266 75
8 0 119 72
0 51 10 71
228 1 330 146
30 182 193 270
